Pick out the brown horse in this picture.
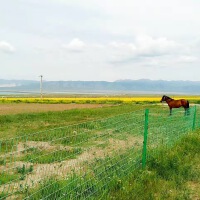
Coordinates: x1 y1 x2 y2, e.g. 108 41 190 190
160 95 189 115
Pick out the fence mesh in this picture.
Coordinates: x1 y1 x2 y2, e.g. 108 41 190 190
146 106 197 162
0 106 199 199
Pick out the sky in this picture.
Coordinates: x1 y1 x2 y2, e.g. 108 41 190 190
0 0 200 81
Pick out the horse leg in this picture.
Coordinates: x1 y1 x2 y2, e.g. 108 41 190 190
186 108 190 115
184 107 189 116
169 108 172 115
185 101 190 115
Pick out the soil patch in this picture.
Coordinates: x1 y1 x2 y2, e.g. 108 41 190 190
0 103 111 115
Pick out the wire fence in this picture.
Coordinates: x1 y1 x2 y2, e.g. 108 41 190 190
0 106 199 199
144 106 198 168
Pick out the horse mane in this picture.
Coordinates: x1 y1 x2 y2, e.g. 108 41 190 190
164 95 174 100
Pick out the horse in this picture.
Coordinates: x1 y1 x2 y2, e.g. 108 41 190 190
160 95 189 115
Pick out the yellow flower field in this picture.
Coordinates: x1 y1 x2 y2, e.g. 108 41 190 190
1 96 200 104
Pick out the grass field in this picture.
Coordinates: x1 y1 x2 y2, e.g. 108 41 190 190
0 101 199 199
22 131 199 200
0 103 147 199
0 103 154 139
107 130 200 200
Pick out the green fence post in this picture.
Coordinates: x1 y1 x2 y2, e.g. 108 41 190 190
142 109 149 169
192 105 197 130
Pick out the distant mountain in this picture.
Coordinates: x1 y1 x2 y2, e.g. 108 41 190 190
0 79 200 95
0 79 37 86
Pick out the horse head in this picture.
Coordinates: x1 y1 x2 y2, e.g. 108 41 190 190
160 95 171 102
160 95 167 102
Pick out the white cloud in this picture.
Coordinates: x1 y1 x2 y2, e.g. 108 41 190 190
177 56 198 63
106 35 182 64
135 35 179 57
0 41 15 53
62 38 86 52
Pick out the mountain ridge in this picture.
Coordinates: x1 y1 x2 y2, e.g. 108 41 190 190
0 79 199 94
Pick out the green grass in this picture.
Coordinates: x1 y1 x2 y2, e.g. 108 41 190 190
0 164 34 186
20 147 83 164
1 104 199 199
107 130 200 200
0 193 7 200
0 173 19 185
16 164 34 180
21 130 200 200
0 104 154 140
16 164 33 174
0 105 146 156
0 140 17 154
22 146 140 199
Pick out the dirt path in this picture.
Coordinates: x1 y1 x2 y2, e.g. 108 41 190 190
0 103 111 115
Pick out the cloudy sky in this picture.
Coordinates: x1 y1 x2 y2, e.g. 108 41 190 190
0 0 200 81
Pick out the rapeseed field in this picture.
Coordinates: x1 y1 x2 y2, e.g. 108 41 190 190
0 96 200 104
